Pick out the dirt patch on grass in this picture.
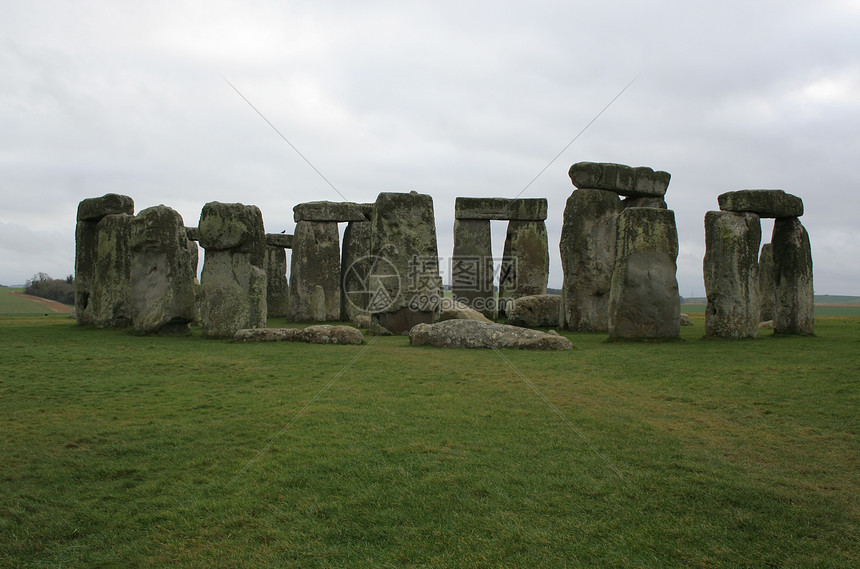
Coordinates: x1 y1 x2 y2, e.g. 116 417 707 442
10 293 73 314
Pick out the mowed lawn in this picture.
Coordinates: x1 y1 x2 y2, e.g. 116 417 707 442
0 315 857 568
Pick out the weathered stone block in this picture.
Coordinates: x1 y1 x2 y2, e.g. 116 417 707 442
772 218 814 335
704 211 762 338
507 294 561 328
759 243 776 322
200 251 267 336
608 208 680 340
267 246 290 318
185 226 199 241
454 197 548 221
90 213 133 328
77 193 134 222
622 196 667 209
293 201 373 222
559 189 623 331
289 221 341 321
369 191 442 334
198 202 267 263
74 220 99 325
409 320 572 350
499 220 549 317
452 219 494 317
266 233 293 249
341 220 373 321
198 202 267 337
569 162 671 197
129 205 198 334
718 190 803 218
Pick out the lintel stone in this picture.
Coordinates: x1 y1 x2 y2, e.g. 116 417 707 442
454 197 547 221
293 201 373 222
266 233 293 248
568 162 671 197
718 190 803 218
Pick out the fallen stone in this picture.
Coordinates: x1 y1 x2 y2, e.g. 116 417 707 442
718 190 803 218
759 320 774 329
454 197 548 221
234 325 363 345
704 211 762 338
438 299 493 323
353 314 371 328
608 208 680 340
680 313 693 326
409 319 573 350
507 294 561 327
293 201 373 222
568 162 671 197
559 189 623 331
77 193 134 222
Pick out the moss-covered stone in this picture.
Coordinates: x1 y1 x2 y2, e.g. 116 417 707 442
772 218 814 335
703 211 762 338
129 205 198 335
608 208 680 340
77 193 134 222
559 188 623 332
289 221 341 322
452 219 495 318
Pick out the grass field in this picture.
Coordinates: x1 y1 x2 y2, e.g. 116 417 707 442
0 288 52 316
1 315 858 568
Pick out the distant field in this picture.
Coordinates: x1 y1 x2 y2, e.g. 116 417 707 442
681 303 860 316
0 288 66 315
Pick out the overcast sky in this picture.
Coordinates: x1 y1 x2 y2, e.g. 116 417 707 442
2 0 859 295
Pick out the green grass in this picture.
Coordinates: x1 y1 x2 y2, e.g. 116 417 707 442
0 288 56 316
1 315 858 568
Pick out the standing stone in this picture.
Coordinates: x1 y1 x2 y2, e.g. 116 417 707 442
559 189 623 331
74 194 134 325
90 213 134 328
452 219 494 318
289 220 341 321
703 211 762 338
267 246 290 318
369 191 442 334
499 220 549 318
608 208 680 340
759 243 776 322
198 202 267 337
772 218 814 335
129 205 198 334
341 219 374 321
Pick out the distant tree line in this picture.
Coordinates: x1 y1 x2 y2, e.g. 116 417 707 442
24 273 74 305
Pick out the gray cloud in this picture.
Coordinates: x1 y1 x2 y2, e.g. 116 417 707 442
1 0 858 295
